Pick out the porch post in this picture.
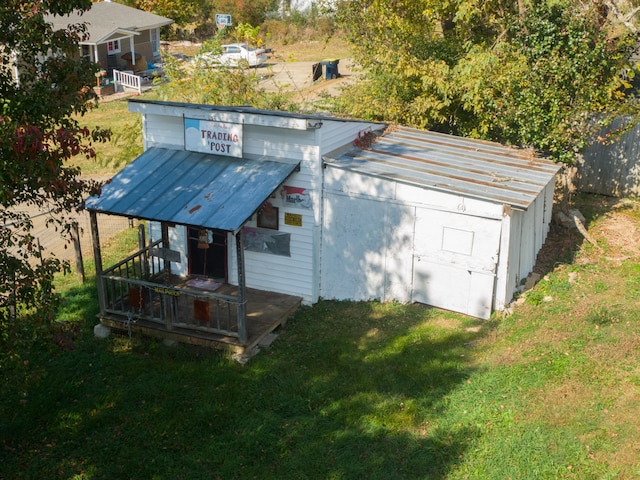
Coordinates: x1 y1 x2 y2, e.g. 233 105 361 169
161 222 171 280
89 210 105 316
129 36 136 68
235 230 247 344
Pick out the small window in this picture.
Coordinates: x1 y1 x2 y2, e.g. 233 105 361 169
257 204 279 230
81 44 91 61
107 40 120 54
150 28 159 57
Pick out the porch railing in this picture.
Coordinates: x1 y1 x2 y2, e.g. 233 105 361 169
100 239 247 342
113 70 142 94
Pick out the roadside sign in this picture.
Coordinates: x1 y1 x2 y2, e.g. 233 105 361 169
216 14 232 28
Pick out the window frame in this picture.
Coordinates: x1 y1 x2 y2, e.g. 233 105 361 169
107 39 121 54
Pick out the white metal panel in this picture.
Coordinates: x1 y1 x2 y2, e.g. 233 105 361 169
324 166 397 200
411 208 502 319
507 210 524 289
242 125 317 160
321 193 413 301
396 182 504 219
494 207 511 311
129 100 313 130
543 179 555 232
383 203 415 302
517 206 536 283
325 167 504 220
226 204 317 303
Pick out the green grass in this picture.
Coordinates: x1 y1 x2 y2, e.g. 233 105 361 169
71 99 142 176
3 198 640 479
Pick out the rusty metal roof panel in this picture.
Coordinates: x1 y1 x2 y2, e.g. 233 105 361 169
85 148 298 232
324 126 561 209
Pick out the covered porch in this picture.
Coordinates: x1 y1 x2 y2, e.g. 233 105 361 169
86 147 302 355
95 231 301 354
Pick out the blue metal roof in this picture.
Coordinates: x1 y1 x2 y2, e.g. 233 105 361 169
323 126 561 210
85 148 299 232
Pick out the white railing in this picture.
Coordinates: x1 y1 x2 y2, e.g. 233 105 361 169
113 70 141 94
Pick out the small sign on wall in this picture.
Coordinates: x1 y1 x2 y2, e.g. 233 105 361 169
280 185 311 208
284 212 302 227
184 118 243 157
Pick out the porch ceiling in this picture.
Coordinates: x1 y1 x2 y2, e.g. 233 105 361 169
85 148 299 233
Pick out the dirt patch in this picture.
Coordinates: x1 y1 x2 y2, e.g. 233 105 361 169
164 39 360 106
533 197 640 276
258 59 360 105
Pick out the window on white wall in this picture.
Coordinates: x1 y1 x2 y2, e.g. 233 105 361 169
107 40 120 54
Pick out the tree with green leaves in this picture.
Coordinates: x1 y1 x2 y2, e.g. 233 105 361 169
334 0 637 163
0 1 109 351
152 35 297 110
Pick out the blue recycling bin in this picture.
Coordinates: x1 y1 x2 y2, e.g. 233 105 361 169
321 58 340 79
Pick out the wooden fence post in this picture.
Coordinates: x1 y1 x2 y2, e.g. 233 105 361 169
71 221 85 283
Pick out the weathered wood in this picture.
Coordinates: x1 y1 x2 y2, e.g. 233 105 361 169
235 230 247 344
90 210 105 316
580 116 640 198
98 285 301 356
71 221 85 283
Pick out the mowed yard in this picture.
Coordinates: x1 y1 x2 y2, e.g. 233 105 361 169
3 67 640 479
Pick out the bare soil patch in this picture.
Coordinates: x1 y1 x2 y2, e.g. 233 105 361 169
165 38 359 104
533 196 640 276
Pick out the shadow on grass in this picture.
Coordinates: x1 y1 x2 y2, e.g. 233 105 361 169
1 296 486 479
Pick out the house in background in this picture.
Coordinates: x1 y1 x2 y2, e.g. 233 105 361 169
85 100 560 355
45 0 173 76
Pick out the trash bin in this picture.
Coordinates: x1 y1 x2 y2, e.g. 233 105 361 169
312 62 322 81
321 58 340 79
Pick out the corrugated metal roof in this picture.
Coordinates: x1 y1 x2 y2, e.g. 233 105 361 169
85 148 298 232
323 126 561 210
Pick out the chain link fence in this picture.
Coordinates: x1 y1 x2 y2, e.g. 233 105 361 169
12 204 136 268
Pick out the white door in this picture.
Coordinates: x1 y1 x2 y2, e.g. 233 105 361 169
412 208 502 319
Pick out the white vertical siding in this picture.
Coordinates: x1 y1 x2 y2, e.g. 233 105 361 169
494 207 512 311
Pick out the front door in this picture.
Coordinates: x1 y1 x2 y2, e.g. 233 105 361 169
187 227 227 281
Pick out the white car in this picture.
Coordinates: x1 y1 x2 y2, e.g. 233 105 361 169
196 43 268 68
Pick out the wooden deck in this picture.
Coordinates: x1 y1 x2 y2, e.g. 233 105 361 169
99 283 302 358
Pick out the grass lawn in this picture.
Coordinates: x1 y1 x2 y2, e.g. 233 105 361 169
2 194 640 479
72 99 142 177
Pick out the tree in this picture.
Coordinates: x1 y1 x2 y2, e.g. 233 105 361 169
334 0 637 163
0 1 109 351
136 0 203 26
154 39 297 111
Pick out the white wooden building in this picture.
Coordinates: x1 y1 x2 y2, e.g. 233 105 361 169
86 100 559 349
